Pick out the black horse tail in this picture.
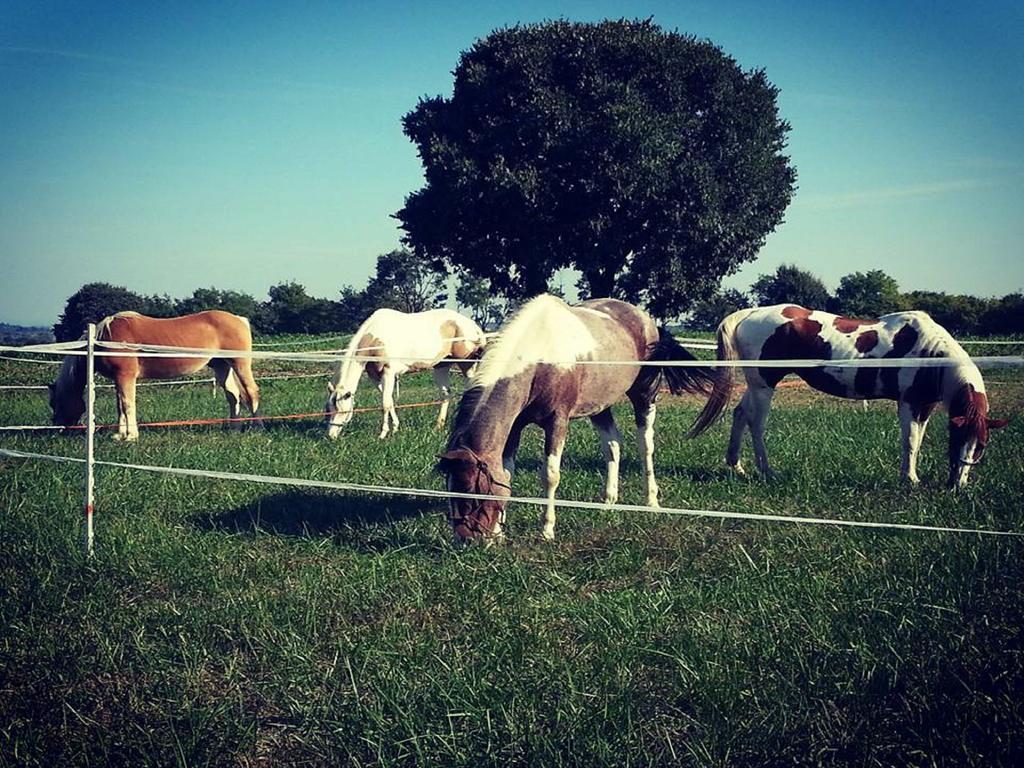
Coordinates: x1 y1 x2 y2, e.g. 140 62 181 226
686 309 752 438
633 327 717 403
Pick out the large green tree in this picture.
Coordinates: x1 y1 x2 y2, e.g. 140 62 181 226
53 283 172 341
364 248 448 313
397 18 796 318
833 270 904 318
750 264 831 308
685 288 750 331
174 287 259 319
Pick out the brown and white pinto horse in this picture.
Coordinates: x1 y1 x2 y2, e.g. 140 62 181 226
49 310 260 441
325 308 486 439
688 304 1007 488
437 295 716 543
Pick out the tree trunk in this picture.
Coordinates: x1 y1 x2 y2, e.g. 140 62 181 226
585 268 616 299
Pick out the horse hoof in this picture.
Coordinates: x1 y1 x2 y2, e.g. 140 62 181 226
541 527 555 541
603 494 618 506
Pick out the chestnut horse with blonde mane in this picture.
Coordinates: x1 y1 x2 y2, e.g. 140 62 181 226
49 310 260 440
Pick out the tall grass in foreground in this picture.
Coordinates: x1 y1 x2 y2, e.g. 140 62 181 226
1 357 1022 766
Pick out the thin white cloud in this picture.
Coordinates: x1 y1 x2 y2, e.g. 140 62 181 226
800 178 987 210
0 45 137 66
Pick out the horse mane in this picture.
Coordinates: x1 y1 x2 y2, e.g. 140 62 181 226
55 351 86 399
472 294 596 388
332 313 380 389
447 383 487 450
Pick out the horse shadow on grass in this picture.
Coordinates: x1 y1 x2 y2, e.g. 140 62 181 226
192 490 441 552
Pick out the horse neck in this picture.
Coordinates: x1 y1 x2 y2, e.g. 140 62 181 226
942 359 986 410
333 352 366 395
58 354 86 397
449 379 529 458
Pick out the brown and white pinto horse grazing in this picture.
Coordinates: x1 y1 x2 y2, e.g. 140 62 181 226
325 308 486 439
49 310 260 441
437 295 716 543
687 304 1008 488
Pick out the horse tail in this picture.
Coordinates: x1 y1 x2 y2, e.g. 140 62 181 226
686 308 752 438
640 327 717 398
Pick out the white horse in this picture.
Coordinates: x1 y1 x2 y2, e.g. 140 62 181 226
325 308 487 439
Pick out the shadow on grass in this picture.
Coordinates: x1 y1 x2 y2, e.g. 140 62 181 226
193 490 438 549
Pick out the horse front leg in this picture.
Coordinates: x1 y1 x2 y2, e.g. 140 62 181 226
591 408 622 506
539 417 568 540
113 382 128 441
502 423 523 480
899 401 932 485
116 375 139 442
379 368 398 439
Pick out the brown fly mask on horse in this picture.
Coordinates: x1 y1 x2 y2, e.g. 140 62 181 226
436 448 512 543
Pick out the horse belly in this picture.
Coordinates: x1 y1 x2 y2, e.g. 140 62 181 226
139 357 211 379
572 363 639 417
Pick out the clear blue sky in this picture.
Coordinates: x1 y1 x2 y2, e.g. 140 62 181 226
2 0 1021 326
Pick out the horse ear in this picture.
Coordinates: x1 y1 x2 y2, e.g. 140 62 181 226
950 416 969 429
987 417 1009 430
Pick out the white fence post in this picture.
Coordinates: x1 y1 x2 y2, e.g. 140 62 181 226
84 323 96 558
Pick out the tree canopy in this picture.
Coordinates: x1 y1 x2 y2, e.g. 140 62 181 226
53 283 174 341
685 288 751 331
832 270 904 318
397 18 796 318
364 248 447 313
750 264 831 309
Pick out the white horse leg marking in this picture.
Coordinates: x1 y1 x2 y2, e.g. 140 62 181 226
121 377 139 442
747 386 776 477
379 368 397 439
636 402 659 507
540 449 562 540
223 368 242 419
432 366 452 429
591 410 622 505
540 422 567 540
898 401 930 485
909 414 930 483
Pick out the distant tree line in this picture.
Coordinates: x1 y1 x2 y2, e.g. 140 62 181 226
685 263 1024 335
0 323 53 345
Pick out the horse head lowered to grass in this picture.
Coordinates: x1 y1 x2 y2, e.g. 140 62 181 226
437 294 716 544
49 310 261 441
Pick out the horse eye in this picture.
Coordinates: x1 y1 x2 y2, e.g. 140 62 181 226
342 392 352 400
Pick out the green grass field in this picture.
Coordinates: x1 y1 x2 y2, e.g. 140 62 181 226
1 343 1023 766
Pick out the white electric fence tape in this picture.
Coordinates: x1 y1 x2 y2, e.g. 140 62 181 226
4 337 1017 369
1 447 1020 539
